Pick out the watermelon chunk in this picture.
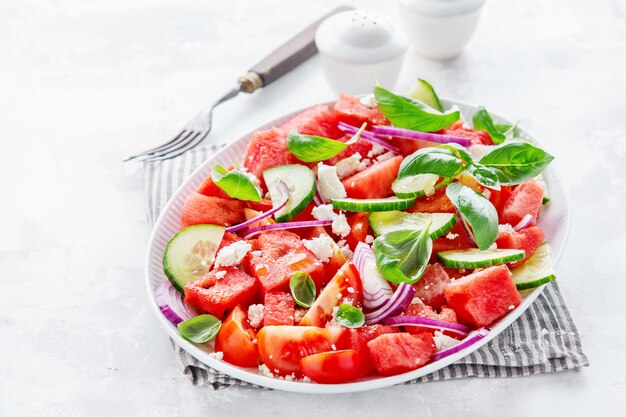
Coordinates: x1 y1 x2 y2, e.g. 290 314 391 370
180 192 245 228
325 135 373 166
431 223 474 258
444 265 522 327
342 155 403 199
367 333 435 376
344 325 399 378
242 128 294 182
408 187 456 214
263 291 295 326
403 303 458 335
413 263 451 309
496 226 545 267
196 175 230 199
279 104 343 139
184 266 260 319
333 93 389 127
501 180 545 227
443 121 494 146
243 230 325 295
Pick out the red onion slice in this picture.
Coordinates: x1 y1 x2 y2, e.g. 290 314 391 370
432 328 490 361
226 181 289 233
381 315 471 335
338 122 401 154
154 280 197 325
240 219 333 239
372 125 472 147
353 242 393 309
513 214 533 231
364 283 416 325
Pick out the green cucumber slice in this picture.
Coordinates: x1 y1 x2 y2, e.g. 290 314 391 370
511 243 556 291
369 211 457 239
437 248 525 268
408 79 444 112
263 164 316 222
392 174 439 198
330 196 416 212
163 225 226 292
535 174 551 204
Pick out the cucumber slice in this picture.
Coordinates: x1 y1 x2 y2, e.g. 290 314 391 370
330 196 416 212
263 164 316 222
392 174 439 198
408 79 444 112
511 243 556 291
437 248 525 268
535 174 551 204
163 225 226 292
369 211 457 239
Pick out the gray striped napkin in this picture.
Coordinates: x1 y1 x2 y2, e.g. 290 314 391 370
144 145 588 390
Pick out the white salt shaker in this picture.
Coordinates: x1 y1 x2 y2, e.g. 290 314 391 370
396 0 486 60
315 9 408 94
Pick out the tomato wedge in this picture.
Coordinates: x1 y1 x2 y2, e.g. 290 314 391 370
214 305 260 368
301 350 361 384
257 325 346 377
345 212 371 250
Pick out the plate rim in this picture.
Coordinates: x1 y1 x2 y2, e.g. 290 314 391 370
144 97 571 393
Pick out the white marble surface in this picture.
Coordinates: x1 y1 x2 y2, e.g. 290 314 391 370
1 0 625 415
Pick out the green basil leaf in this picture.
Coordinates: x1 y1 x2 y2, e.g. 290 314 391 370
494 121 518 139
178 314 222 344
466 163 501 189
373 225 432 284
335 303 365 328
472 107 506 145
374 86 460 132
398 147 466 180
289 271 316 308
445 183 498 250
211 164 262 202
287 130 348 163
479 141 555 185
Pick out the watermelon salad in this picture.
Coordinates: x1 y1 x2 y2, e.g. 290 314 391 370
156 79 557 384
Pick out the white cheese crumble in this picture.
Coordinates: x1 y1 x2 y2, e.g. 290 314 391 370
214 241 252 267
317 163 347 201
498 224 516 234
247 304 264 328
303 234 335 263
359 94 375 107
356 158 372 172
446 232 459 240
332 213 351 238
250 250 262 257
376 151 395 163
331 344 337 351
258 364 274 378
209 351 224 360
312 204 336 221
214 270 226 280
433 330 460 351
367 143 386 158
365 235 375 244
335 152 363 179
410 296 424 305
508 304 516 311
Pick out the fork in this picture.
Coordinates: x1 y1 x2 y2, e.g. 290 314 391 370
125 6 353 162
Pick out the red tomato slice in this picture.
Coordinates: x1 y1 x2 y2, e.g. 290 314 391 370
299 262 363 327
214 305 260 368
345 212 371 250
300 350 361 384
257 326 346 377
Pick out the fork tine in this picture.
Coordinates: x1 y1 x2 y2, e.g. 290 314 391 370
123 130 188 162
144 130 209 162
133 130 197 161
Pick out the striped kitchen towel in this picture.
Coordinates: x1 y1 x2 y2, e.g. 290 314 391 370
144 145 588 390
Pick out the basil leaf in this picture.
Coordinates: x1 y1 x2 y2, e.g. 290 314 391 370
211 164 262 202
287 130 348 163
178 314 222 344
494 122 518 139
472 107 506 144
398 147 466 180
373 225 432 284
374 86 460 132
466 163 501 189
335 304 365 328
289 271 316 308
479 141 554 185
445 183 498 250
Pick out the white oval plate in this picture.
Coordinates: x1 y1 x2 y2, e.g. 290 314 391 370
145 99 570 393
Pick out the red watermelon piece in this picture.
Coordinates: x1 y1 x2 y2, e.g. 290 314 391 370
443 121 494 146
242 128 294 182
344 325 399 378
217 232 241 252
180 192 244 228
279 104 343 139
496 226 545 267
367 332 435 376
501 180 544 227
263 291 295 326
184 266 260 319
408 187 456 214
445 265 522 328
413 263 451 309
333 93 389 127
196 175 230 199
342 155 403 199
325 135 373 166
243 230 325 295
431 223 474 259
403 303 458 335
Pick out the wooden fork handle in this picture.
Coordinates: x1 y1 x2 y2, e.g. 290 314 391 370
238 5 354 93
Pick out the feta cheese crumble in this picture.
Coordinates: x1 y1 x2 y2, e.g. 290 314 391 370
332 213 351 238
367 143 386 158
446 232 459 240
433 330 460 351
209 351 224 360
214 241 252 267
498 224 516 234
312 204 335 221
508 304 516 311
247 304 264 328
303 234 335 263
317 163 347 201
365 234 375 244
214 270 226 280
335 152 363 179
376 151 395 163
